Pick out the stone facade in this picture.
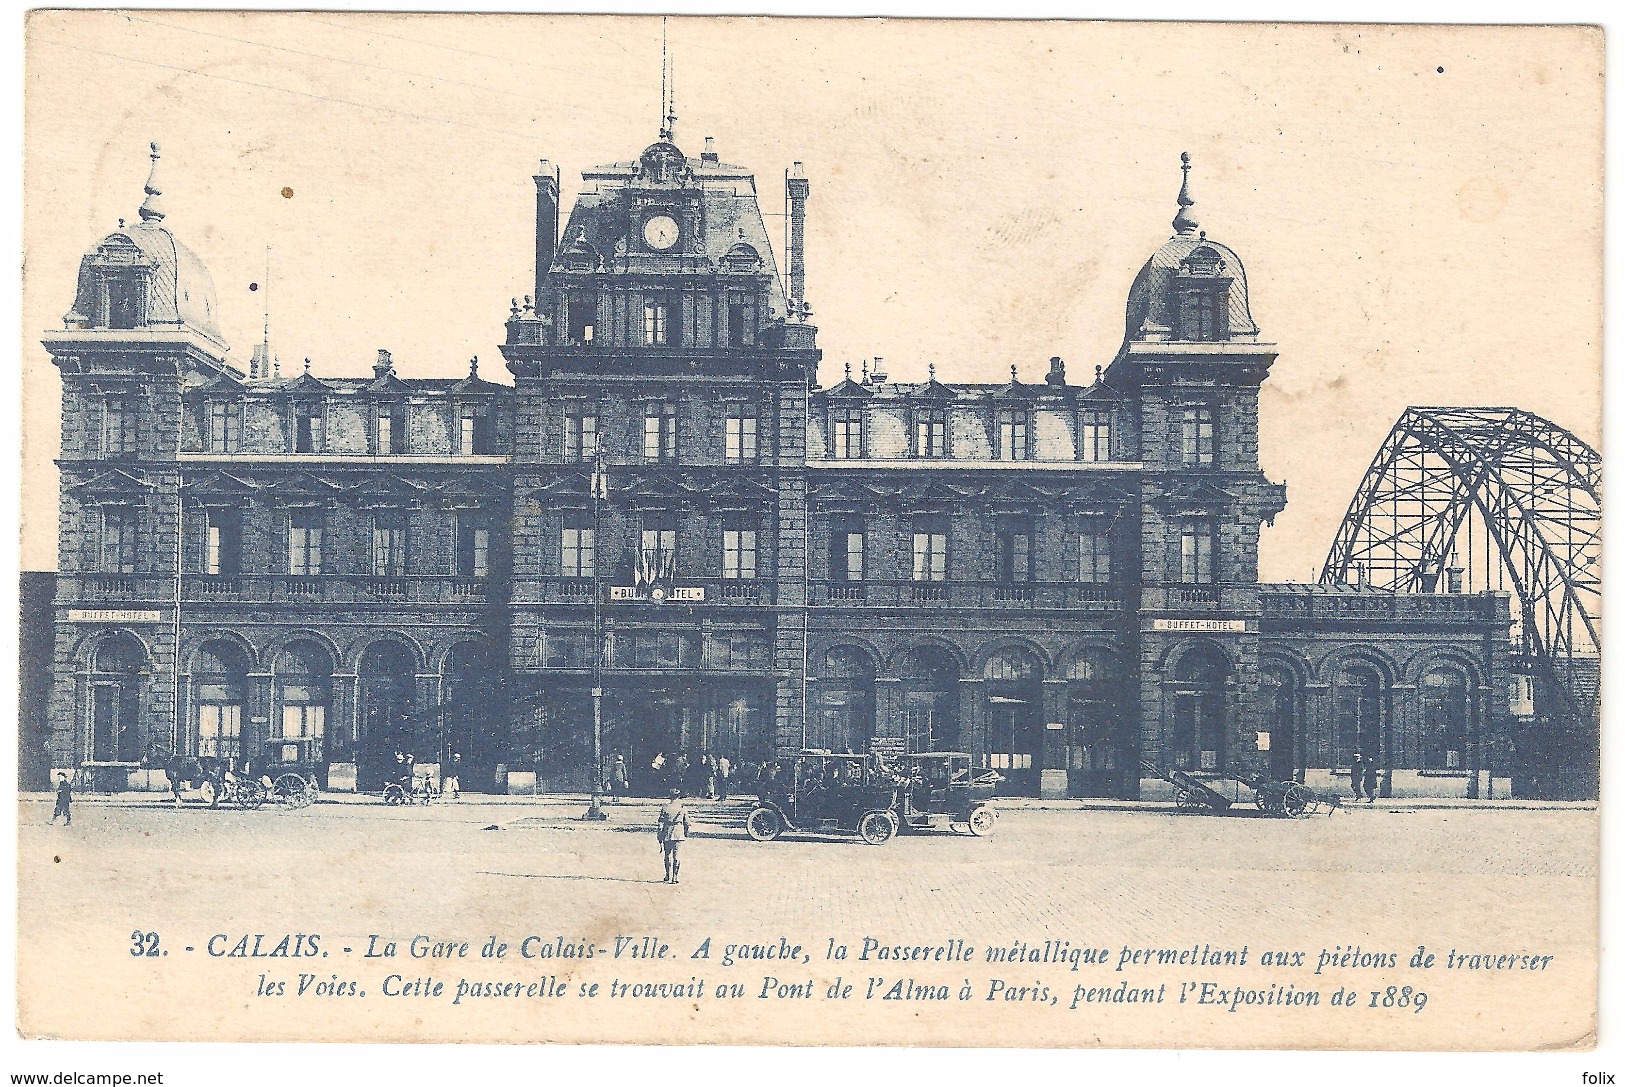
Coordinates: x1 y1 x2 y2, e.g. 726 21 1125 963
39 137 1517 799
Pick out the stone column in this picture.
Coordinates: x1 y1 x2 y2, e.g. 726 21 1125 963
1040 678 1068 799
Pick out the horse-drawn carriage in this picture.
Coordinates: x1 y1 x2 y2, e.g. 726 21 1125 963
145 741 318 810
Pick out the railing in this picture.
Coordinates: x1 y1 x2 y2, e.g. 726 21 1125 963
1167 586 1222 607
514 577 777 606
172 574 492 604
810 580 1124 610
1260 589 1506 622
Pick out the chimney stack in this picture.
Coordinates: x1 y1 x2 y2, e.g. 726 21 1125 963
1046 356 1066 386
534 158 560 304
786 161 809 313
374 349 394 379
702 136 719 165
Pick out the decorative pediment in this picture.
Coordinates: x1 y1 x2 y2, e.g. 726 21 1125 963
982 477 1061 505
180 470 260 494
347 473 433 506
188 371 246 397
67 468 152 496
280 370 331 396
261 472 347 500
721 242 762 273
366 373 413 396
1153 479 1237 511
823 376 872 399
910 378 957 401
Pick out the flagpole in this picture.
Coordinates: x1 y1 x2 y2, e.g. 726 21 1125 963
583 452 608 821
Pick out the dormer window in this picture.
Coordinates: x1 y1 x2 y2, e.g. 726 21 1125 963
374 404 406 455
294 401 324 453
996 407 1029 461
459 405 494 455
106 273 145 329
831 407 865 459
1175 247 1231 342
207 400 241 453
915 408 947 457
1079 409 1112 462
567 291 596 344
727 290 756 347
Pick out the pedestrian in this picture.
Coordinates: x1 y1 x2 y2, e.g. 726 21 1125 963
51 772 72 826
609 752 629 804
444 751 462 800
1350 752 1366 801
1363 757 1380 804
704 754 718 800
655 787 690 884
674 752 689 796
716 754 731 801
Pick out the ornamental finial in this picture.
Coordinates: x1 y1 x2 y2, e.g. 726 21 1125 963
1172 151 1198 235
139 141 165 223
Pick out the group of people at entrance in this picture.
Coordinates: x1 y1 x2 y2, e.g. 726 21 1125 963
605 750 749 801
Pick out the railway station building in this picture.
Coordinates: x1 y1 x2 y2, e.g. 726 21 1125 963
40 134 1520 800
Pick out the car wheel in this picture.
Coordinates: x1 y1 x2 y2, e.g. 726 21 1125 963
968 806 996 836
745 806 783 842
383 784 405 806
859 810 896 846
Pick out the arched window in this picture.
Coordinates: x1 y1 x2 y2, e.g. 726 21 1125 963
985 647 1043 789
814 647 875 754
1420 669 1472 771
359 642 417 789
1258 666 1298 780
899 646 960 753
88 635 146 763
443 642 500 784
274 640 332 765
1065 651 1123 797
194 641 249 762
1334 664 1385 765
1170 646 1229 771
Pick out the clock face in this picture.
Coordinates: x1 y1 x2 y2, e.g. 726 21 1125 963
643 214 680 251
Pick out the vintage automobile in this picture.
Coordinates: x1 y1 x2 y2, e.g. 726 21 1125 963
745 751 903 845
892 751 1002 836
256 737 321 809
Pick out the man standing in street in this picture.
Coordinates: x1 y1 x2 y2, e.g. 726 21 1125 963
655 787 690 884
1350 752 1367 802
50 772 72 826
1363 757 1380 804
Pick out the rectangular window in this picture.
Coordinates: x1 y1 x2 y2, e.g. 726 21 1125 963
294 402 323 453
997 408 1029 461
722 517 758 580
1079 409 1112 462
207 400 241 453
911 516 949 582
101 507 137 573
1180 521 1215 584
831 408 864 459
204 508 242 576
372 512 408 576
459 407 493 455
279 688 325 741
727 291 754 347
197 700 243 760
996 518 1033 584
915 409 946 457
1179 288 1226 341
560 519 595 579
639 512 678 581
375 405 406 454
564 405 598 461
830 518 865 582
456 517 491 578
1078 526 1112 584
643 402 677 462
288 509 323 575
568 292 595 345
643 297 676 346
1181 406 1215 466
102 396 135 455
724 404 759 463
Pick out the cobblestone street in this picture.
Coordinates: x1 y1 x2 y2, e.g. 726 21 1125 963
16 793 1596 1051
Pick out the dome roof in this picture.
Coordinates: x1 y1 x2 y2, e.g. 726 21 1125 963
62 142 226 349
68 220 226 346
1122 231 1257 343
1122 152 1258 344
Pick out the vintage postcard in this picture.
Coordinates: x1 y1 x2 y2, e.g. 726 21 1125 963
12 12 1603 1057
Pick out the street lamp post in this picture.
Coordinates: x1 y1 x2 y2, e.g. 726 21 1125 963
582 452 609 821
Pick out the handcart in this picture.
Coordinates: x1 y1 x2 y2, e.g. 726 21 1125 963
1141 759 1233 813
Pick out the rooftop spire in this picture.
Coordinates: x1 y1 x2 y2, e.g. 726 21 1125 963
138 141 165 223
1172 151 1198 235
658 17 677 141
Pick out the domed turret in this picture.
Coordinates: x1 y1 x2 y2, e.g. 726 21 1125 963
1123 152 1258 345
62 142 227 349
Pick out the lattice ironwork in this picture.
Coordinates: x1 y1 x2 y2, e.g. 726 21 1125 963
1321 407 1600 731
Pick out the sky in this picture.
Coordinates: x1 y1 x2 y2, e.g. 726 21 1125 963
19 14 1603 580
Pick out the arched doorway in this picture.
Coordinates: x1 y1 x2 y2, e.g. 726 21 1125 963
898 646 960 753
193 640 249 766
358 642 417 791
1169 646 1230 772
272 640 333 785
985 646 1043 795
1064 651 1123 797
813 646 874 754
86 634 145 764
1333 662 1386 769
443 641 501 792
1258 665 1299 781
1419 667 1473 772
